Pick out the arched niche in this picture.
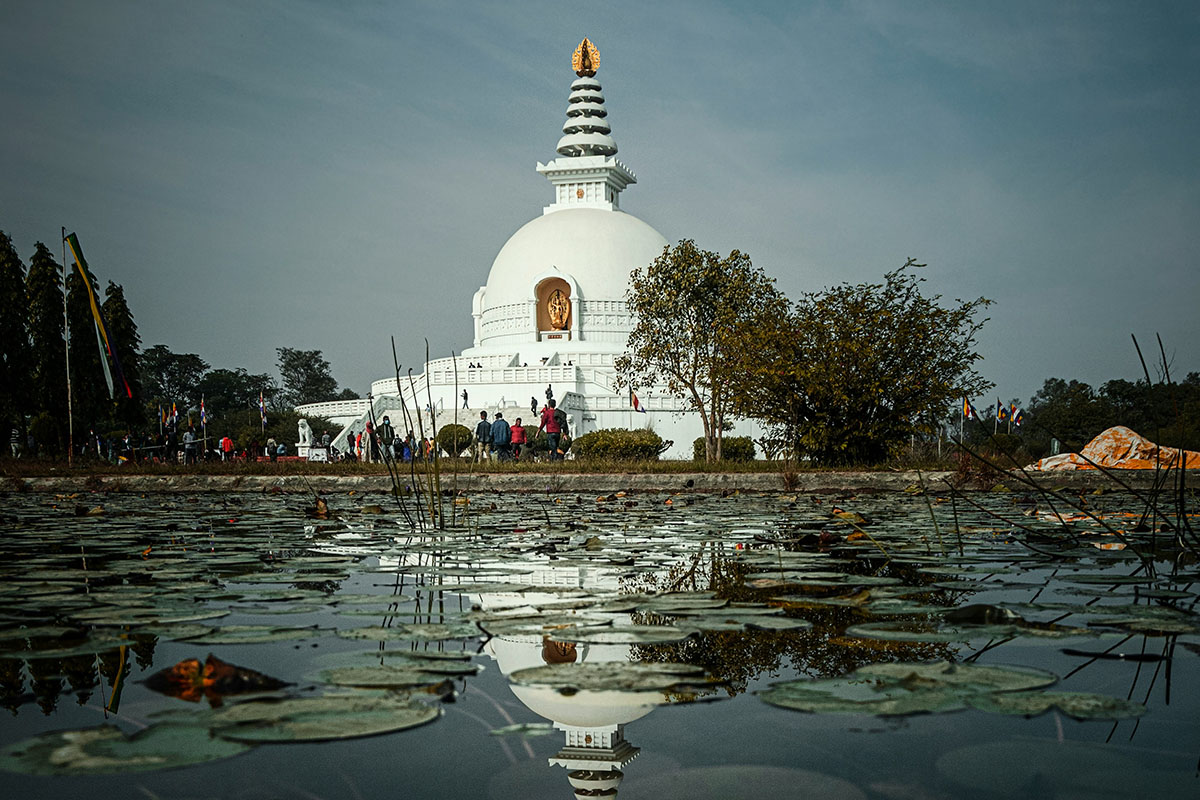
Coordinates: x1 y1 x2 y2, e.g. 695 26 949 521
535 276 573 333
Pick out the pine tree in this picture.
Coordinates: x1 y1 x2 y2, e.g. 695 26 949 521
0 232 30 435
102 281 143 427
26 242 67 451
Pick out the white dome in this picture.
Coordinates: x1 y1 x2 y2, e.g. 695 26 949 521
481 208 667 311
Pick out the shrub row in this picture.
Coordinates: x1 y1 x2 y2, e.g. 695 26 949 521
692 436 756 461
573 428 668 460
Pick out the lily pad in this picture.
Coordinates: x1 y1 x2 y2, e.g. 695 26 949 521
549 625 698 645
210 695 441 742
316 665 454 691
180 624 323 644
510 662 717 693
967 691 1147 720
759 661 1058 717
337 622 480 642
760 681 968 716
0 723 251 775
855 661 1058 693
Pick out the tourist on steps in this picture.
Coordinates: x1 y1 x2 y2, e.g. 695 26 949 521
537 399 562 460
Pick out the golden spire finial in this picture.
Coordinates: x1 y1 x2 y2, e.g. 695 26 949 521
572 37 600 77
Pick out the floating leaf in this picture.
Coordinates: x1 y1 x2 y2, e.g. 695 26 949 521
760 661 1058 717
336 622 481 642
210 695 441 742
855 661 1058 693
0 723 251 775
760 679 966 716
967 691 1147 720
181 625 322 644
510 662 717 693
316 665 454 691
550 626 698 645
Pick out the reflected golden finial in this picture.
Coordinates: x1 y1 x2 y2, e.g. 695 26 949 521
572 37 600 77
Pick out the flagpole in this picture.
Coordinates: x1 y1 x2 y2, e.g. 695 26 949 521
61 228 74 466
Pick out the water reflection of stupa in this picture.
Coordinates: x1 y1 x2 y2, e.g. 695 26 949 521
487 633 644 797
478 565 654 796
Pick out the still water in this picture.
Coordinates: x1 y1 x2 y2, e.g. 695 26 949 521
0 487 1196 798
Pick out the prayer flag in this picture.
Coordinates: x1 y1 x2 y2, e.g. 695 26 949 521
631 390 647 413
201 396 207 425
997 399 1009 422
170 402 178 426
1013 408 1024 427
962 397 974 420
63 232 132 400
259 392 267 425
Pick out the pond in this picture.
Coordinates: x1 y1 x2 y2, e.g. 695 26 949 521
0 485 1197 798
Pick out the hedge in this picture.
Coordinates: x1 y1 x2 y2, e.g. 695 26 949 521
574 428 668 460
692 435 756 461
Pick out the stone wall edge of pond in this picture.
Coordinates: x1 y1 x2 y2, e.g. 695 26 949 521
2 469 1172 495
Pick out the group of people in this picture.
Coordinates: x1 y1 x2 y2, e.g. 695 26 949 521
471 397 568 462
3 420 288 465
340 416 434 463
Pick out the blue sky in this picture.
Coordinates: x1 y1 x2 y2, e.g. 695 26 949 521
3 0 1197 408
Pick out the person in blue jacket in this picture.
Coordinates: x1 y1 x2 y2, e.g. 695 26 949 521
490 411 512 462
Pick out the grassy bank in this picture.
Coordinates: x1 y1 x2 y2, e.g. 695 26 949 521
0 452 963 479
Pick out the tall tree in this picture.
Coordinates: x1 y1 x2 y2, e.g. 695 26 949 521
26 242 67 448
140 345 209 411
615 240 788 462
276 347 338 408
102 281 143 427
196 367 276 416
0 232 30 433
733 260 992 464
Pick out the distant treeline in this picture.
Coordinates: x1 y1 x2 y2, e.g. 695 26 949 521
0 230 356 457
962 374 1200 459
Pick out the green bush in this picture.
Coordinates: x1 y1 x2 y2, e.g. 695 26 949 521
436 423 473 457
574 428 667 460
692 436 756 461
522 425 549 455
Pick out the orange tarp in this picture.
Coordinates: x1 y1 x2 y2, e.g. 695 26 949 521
1030 425 1200 471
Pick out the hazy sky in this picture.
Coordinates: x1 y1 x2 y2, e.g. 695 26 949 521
3 0 1197 409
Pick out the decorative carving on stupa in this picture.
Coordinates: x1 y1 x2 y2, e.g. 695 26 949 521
572 37 600 77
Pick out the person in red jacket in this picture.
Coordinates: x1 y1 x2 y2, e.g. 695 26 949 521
537 399 562 460
510 417 527 460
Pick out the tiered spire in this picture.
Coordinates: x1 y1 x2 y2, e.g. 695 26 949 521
539 38 636 214
556 38 617 157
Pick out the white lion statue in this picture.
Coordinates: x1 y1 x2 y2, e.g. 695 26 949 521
297 418 312 446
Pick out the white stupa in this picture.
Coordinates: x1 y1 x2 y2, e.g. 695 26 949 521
298 38 757 458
